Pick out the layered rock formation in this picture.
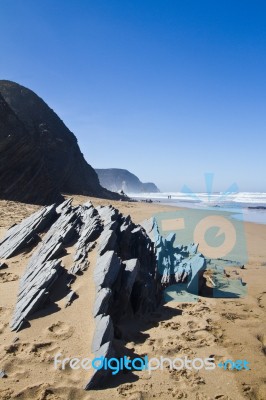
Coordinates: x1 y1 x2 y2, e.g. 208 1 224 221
141 218 206 294
96 168 160 194
0 80 120 204
0 92 62 204
0 199 209 390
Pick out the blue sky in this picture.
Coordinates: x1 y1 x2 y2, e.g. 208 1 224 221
0 0 265 192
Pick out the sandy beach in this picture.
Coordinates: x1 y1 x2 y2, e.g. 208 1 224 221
0 196 266 400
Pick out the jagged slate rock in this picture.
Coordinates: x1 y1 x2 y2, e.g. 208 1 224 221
71 242 95 274
119 222 131 234
104 219 119 231
0 370 7 378
10 259 62 331
87 242 96 252
118 218 160 313
73 246 87 262
180 248 189 258
120 215 131 232
162 268 171 285
75 205 102 251
74 242 95 263
112 258 141 318
187 254 206 293
122 259 140 297
96 205 119 226
65 290 77 307
94 251 122 289
141 216 208 302
91 314 114 353
56 198 73 214
18 207 79 293
166 232 176 245
69 259 89 275
174 259 190 283
140 217 161 247
174 244 183 254
79 202 95 220
187 243 198 255
0 204 56 259
93 288 112 317
83 200 93 208
84 341 115 390
10 208 80 331
98 229 117 256
174 253 183 263
131 226 141 233
140 217 155 238
70 205 102 275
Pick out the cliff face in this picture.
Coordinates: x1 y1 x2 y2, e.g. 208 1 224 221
0 80 119 204
96 168 160 194
0 92 63 204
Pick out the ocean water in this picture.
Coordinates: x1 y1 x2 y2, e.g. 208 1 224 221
131 192 266 224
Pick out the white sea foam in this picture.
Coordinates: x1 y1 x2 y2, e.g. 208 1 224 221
130 192 266 224
131 192 266 206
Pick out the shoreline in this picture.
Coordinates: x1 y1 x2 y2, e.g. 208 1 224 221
132 197 266 225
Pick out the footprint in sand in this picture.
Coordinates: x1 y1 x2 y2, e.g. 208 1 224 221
0 306 8 315
258 292 266 309
187 320 197 330
185 305 211 318
241 383 255 397
181 331 198 342
117 383 143 398
256 334 266 355
29 342 61 363
47 321 74 339
4 342 32 355
169 368 205 389
0 272 19 283
183 324 222 347
171 388 188 398
256 383 266 400
187 319 213 332
0 321 8 334
127 393 144 400
13 384 64 400
30 341 59 359
195 393 213 400
30 342 52 353
160 321 181 330
214 395 233 400
164 387 188 399
155 338 191 357
221 312 246 322
1 358 29 381
0 388 14 400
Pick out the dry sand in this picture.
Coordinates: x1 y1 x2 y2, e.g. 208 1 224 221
0 196 266 400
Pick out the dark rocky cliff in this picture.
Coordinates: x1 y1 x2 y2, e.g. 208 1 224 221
0 92 63 204
0 80 120 204
96 168 160 194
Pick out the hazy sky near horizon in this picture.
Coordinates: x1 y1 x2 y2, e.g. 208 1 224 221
0 0 265 192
